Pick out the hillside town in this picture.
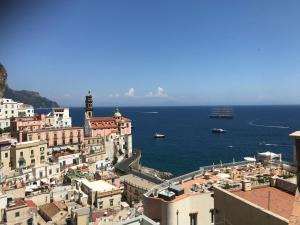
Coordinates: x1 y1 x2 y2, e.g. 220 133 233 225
0 89 299 225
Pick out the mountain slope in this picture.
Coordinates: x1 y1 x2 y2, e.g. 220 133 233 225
4 86 59 108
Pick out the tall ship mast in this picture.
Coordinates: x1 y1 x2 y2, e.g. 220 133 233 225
209 107 234 119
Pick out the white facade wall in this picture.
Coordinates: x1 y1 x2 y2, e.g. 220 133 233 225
0 98 34 129
144 192 214 225
17 103 34 117
48 108 72 128
46 163 60 179
58 153 80 168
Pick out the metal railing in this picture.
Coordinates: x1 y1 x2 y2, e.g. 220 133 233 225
144 160 263 198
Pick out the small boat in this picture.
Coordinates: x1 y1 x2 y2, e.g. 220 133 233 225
211 128 226 133
154 133 165 138
259 142 278 147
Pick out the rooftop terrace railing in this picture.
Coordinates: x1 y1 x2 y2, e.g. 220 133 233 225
144 160 288 198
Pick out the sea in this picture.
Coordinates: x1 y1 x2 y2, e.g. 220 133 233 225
37 106 300 176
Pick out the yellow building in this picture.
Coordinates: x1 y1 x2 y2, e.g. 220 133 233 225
10 140 48 169
0 139 13 175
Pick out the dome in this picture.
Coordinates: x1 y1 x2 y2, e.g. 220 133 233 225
114 108 122 118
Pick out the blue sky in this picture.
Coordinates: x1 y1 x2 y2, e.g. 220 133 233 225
1 0 300 106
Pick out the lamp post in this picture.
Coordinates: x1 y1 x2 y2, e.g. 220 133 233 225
176 210 179 225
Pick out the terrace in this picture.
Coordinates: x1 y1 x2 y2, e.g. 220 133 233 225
144 160 296 203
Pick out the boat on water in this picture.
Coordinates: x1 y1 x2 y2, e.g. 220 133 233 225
211 128 226 133
209 107 234 119
154 133 165 138
259 142 278 147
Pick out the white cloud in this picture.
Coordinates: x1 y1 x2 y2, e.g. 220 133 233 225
125 88 135 97
146 87 167 98
109 93 120 98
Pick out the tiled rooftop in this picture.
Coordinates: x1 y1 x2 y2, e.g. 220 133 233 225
232 186 295 219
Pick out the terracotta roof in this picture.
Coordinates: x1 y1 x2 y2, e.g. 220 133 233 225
90 116 131 122
90 117 115 122
25 200 37 208
7 198 27 210
233 186 294 219
39 201 66 218
90 117 131 129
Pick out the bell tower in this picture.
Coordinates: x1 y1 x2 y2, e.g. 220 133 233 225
85 91 93 118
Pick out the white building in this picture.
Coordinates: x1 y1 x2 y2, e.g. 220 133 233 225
46 108 72 128
80 179 122 210
0 98 34 129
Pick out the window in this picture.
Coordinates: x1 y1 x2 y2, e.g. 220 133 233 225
56 168 59 173
20 151 23 157
5 152 8 158
40 156 45 161
49 169 52 175
39 171 43 178
31 159 35 165
109 199 114 207
190 213 197 225
31 150 34 155
15 212 20 217
98 201 103 209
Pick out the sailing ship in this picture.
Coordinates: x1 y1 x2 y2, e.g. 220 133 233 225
209 107 234 119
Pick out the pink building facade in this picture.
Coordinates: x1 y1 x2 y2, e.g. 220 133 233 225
11 115 84 148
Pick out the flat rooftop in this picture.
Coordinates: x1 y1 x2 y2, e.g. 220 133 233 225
81 179 117 192
120 174 157 191
149 175 215 202
232 186 294 219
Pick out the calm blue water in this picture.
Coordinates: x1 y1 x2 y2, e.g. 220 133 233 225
37 106 300 175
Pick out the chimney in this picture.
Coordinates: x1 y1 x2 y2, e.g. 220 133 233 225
242 180 251 191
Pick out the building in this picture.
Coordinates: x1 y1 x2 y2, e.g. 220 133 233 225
120 174 157 205
32 162 61 181
83 92 132 162
38 201 68 224
10 140 48 170
288 131 300 225
0 98 34 129
3 198 36 225
116 215 158 225
46 108 72 128
11 116 84 148
0 138 17 175
143 170 214 225
51 151 81 170
213 179 295 225
10 115 47 141
17 103 34 117
80 179 122 210
70 207 90 225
